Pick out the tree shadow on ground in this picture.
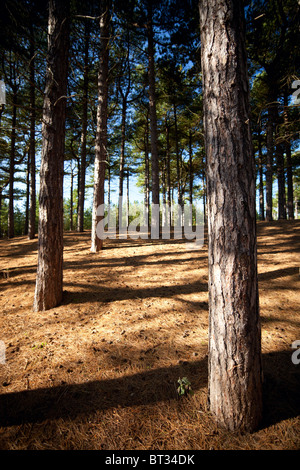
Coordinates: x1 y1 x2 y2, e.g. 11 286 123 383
0 349 298 430
0 358 207 427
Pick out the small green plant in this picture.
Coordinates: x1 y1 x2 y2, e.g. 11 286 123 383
32 342 47 350
177 377 193 397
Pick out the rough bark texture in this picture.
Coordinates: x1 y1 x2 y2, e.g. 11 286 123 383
199 0 263 432
33 0 69 311
147 0 159 207
284 91 294 219
265 102 274 221
28 30 36 240
91 0 109 253
77 21 90 233
8 89 17 239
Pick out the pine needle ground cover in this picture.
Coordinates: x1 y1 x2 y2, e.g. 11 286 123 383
0 220 299 450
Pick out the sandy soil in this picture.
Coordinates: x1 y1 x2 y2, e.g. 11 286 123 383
0 220 299 450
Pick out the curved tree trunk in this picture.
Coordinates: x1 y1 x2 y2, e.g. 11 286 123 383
199 0 263 432
33 0 70 311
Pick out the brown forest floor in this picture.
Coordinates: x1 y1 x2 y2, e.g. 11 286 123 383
0 220 299 450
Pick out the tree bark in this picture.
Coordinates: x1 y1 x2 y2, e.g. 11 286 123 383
276 142 286 219
33 0 70 311
77 20 90 233
189 130 193 205
284 90 294 219
265 101 275 221
199 0 263 432
91 0 110 253
144 111 150 228
258 127 265 221
8 88 17 239
28 27 36 239
147 0 159 211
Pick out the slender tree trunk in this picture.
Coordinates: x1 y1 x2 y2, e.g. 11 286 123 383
118 95 127 230
258 128 265 221
24 154 30 235
199 0 263 432
28 28 36 239
91 0 110 252
70 162 74 230
144 114 150 228
265 100 275 221
77 21 90 232
8 89 17 239
276 142 286 219
33 0 70 311
165 117 171 227
284 90 294 219
274 103 286 219
189 130 193 205
147 0 159 210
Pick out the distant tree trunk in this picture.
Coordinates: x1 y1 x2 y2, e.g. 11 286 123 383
70 162 74 230
284 90 294 219
144 113 150 227
33 0 69 311
199 0 263 432
165 116 171 227
147 0 159 211
91 0 110 253
77 20 90 233
24 154 30 235
118 95 127 229
8 87 17 239
265 99 275 221
174 104 182 212
258 127 265 221
28 28 36 239
276 142 286 219
189 130 193 205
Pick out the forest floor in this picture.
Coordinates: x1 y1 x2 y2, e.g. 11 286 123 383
0 220 299 450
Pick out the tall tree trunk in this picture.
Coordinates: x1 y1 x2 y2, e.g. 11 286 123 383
77 20 90 232
8 88 17 239
165 117 171 226
147 0 159 211
199 0 263 432
24 154 30 235
28 28 36 239
265 100 275 221
274 103 286 219
258 127 265 221
118 95 127 230
189 130 193 205
174 104 182 211
144 114 150 228
70 162 74 230
276 142 286 219
284 90 294 219
33 0 70 311
91 0 110 252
